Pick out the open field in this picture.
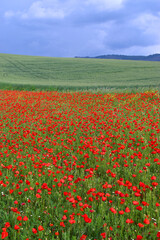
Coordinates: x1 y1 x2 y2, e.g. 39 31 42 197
0 53 160 91
0 90 159 239
0 54 160 239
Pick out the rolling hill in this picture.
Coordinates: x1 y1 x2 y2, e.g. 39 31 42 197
76 54 160 61
0 53 160 91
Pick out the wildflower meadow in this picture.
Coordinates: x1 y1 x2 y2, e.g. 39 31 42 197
0 90 159 240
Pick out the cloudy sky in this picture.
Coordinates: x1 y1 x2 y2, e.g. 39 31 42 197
1 0 160 57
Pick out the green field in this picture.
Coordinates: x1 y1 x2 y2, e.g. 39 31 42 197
0 53 160 91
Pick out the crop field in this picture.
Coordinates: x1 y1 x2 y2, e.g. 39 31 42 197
0 90 159 240
0 54 160 91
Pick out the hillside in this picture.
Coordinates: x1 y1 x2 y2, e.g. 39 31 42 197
0 53 160 91
94 53 160 61
75 54 160 61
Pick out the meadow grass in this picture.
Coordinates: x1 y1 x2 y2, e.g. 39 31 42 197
0 53 160 91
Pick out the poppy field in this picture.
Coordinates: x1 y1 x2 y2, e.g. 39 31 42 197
0 90 160 240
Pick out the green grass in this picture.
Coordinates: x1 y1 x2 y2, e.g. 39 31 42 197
0 53 160 91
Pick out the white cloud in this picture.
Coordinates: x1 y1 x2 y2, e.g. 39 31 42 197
4 0 125 21
86 0 125 11
133 13 160 29
120 44 160 56
4 0 70 20
132 13 160 42
22 1 65 19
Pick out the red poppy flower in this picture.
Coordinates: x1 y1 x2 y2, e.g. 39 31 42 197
143 218 150 224
32 228 37 234
60 222 65 227
1 231 8 239
136 235 143 240
38 225 44 231
17 216 22 221
126 219 134 224
14 225 20 230
4 222 10 228
133 201 139 205
110 207 117 214
138 223 144 228
80 235 87 240
101 232 106 239
69 219 76 224
23 216 28 221
118 210 124 215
